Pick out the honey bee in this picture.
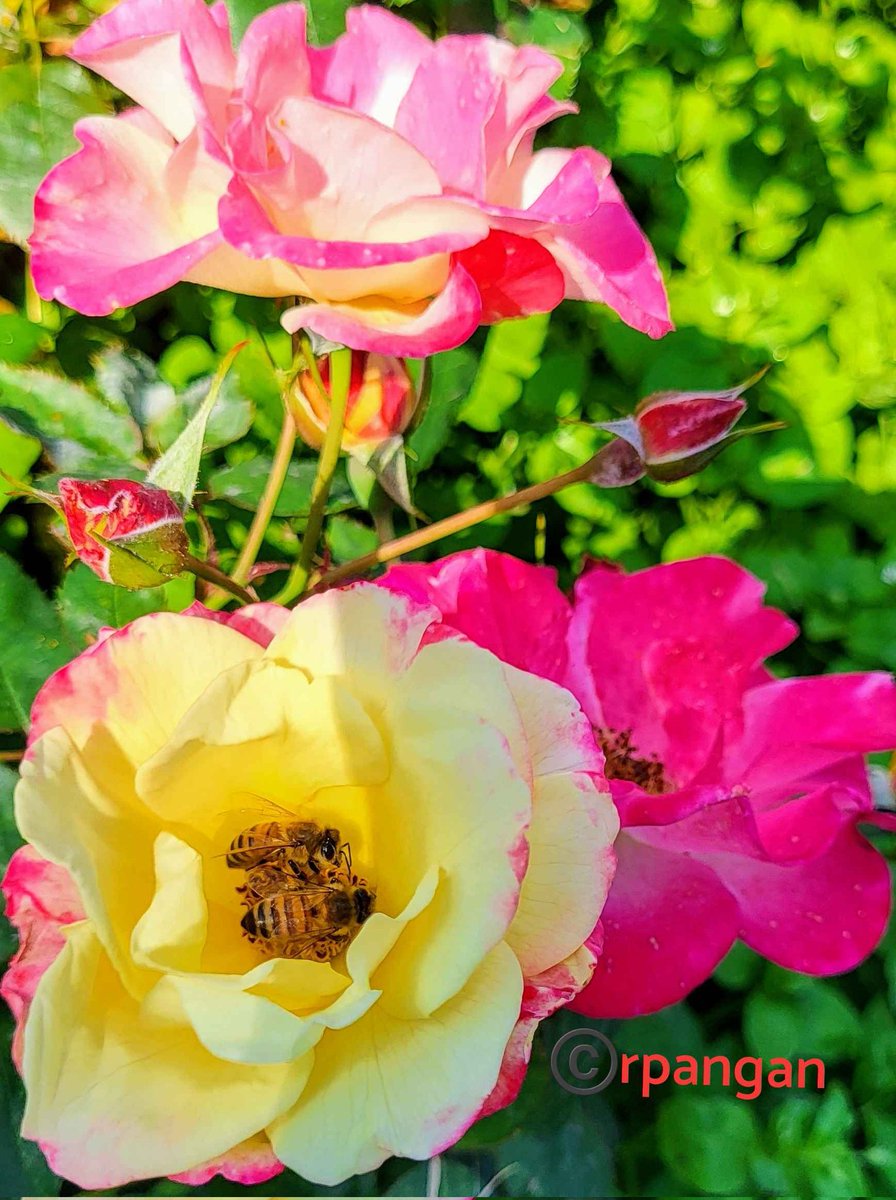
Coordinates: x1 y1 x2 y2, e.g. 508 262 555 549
240 871 376 962
224 813 341 872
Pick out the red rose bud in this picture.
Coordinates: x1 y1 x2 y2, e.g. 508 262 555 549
594 370 771 484
58 478 188 588
290 352 417 453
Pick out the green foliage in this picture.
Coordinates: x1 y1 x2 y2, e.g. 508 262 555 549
225 0 351 44
0 60 108 245
1 0 895 1195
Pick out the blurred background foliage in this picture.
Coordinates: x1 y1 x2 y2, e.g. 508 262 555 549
1 0 895 1195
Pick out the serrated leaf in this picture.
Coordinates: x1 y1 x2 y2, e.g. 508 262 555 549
0 361 142 469
147 344 243 506
0 556 74 732
94 346 177 443
0 60 107 246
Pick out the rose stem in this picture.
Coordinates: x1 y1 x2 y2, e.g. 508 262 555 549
275 347 351 604
228 408 298 588
184 554 257 606
310 452 604 591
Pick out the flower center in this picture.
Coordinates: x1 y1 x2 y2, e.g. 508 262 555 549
226 817 376 962
597 727 671 794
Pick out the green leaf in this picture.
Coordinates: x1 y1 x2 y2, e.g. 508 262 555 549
0 60 107 246
56 563 194 649
658 1094 759 1193
207 456 353 517
408 348 478 472
0 555 73 732
225 0 349 45
147 344 243 506
0 314 48 365
93 346 176 440
0 763 22 877
0 419 41 515
744 977 863 1064
460 315 551 433
0 361 142 470
0 1012 62 1196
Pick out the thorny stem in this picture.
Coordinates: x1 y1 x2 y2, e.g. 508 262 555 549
275 347 351 603
311 451 603 590
184 554 257 606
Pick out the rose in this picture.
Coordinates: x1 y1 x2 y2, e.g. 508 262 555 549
55 478 189 588
290 352 417 453
384 550 896 1017
30 0 672 356
2 586 616 1188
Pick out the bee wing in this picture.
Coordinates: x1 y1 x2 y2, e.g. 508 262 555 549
218 793 300 820
212 837 297 861
280 927 351 958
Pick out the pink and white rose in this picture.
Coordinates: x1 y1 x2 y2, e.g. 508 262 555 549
30 0 672 355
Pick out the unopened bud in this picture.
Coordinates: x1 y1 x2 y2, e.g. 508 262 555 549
593 371 770 484
57 478 188 588
290 352 417 453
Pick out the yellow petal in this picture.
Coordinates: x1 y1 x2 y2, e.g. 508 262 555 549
503 667 619 977
141 974 331 1065
264 584 437 706
15 727 159 996
370 639 532 1017
130 832 207 974
31 613 261 771
135 657 387 839
267 940 523 1185
20 924 308 1190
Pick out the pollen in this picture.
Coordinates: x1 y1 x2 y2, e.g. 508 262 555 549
597 727 671 794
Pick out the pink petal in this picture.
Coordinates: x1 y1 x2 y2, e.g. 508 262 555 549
71 0 234 141
479 944 597 1118
1 847 83 1068
30 115 222 314
383 548 572 685
726 674 896 799
567 558 798 785
483 147 604 231
546 171 673 338
571 833 738 1017
220 177 485 270
280 261 482 356
181 601 290 648
395 36 501 196
308 4 430 126
234 2 311 115
719 807 894 975
456 230 565 323
170 1136 284 1186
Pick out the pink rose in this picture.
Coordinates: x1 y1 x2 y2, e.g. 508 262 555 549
384 550 896 1017
30 0 672 356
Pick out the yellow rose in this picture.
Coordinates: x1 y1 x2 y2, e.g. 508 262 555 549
8 587 617 1188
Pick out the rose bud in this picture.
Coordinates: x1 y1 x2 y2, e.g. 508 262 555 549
290 352 417 453
57 478 188 588
593 370 776 484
